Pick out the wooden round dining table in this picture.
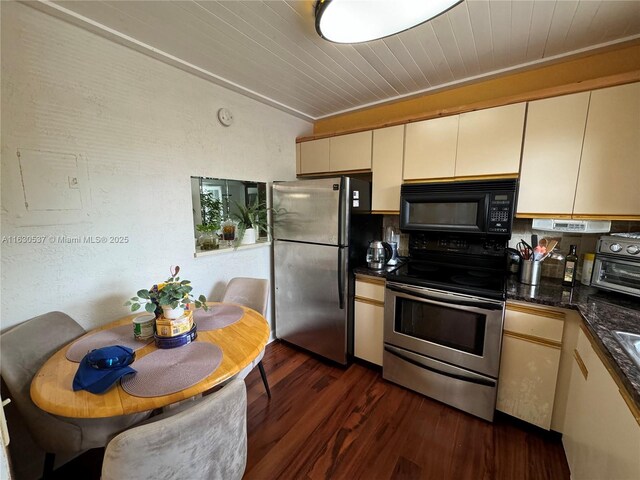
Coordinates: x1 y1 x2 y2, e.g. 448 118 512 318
30 303 270 418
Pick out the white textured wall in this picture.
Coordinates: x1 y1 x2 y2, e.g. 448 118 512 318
0 2 311 331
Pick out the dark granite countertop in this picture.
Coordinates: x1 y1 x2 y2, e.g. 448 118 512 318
354 266 640 411
507 276 640 412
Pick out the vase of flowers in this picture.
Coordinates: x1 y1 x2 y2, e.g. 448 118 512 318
125 266 208 318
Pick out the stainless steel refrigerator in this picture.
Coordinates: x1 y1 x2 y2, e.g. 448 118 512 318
273 177 381 364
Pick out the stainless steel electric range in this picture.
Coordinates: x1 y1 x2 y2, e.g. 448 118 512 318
383 179 516 422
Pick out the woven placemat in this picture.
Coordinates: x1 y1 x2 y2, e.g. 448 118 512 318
66 324 153 362
193 305 244 331
121 342 222 398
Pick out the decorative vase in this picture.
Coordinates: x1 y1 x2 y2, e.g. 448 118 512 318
200 232 219 251
241 227 256 245
162 305 185 319
222 219 236 247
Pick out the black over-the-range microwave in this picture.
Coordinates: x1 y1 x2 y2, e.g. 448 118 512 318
399 179 518 236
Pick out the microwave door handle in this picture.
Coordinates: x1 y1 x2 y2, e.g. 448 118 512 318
386 283 503 311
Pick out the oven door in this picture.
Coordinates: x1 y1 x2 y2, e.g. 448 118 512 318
384 282 505 378
592 256 640 298
400 191 488 234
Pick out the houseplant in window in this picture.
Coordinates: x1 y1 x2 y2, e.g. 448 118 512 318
232 200 269 245
125 266 208 319
196 193 223 250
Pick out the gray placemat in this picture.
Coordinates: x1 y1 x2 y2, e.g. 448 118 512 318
66 324 153 362
193 305 244 331
121 342 222 398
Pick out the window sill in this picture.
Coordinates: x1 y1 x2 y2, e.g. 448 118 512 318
194 240 271 258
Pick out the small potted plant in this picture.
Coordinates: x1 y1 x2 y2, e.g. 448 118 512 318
196 193 223 250
125 266 208 319
232 200 269 245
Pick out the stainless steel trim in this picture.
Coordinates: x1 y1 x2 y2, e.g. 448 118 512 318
386 282 503 310
383 345 497 422
592 256 640 298
384 283 504 377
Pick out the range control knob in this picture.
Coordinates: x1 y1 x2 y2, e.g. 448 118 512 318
609 243 623 253
627 244 640 255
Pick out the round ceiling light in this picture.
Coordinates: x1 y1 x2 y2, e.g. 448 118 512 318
315 0 463 44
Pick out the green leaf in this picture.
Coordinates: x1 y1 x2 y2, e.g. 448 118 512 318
137 290 150 299
145 302 156 313
131 296 139 301
131 303 141 311
198 295 206 303
124 300 131 306
171 301 179 309
180 280 190 285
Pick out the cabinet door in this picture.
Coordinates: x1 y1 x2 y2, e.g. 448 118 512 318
354 300 384 366
517 92 590 216
573 83 640 217
455 103 526 177
372 126 404 213
330 131 372 172
403 115 458 180
497 304 565 429
563 329 640 480
296 142 301 175
300 138 330 174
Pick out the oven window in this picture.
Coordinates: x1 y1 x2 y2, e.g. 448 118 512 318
394 297 486 355
597 260 640 290
408 202 478 226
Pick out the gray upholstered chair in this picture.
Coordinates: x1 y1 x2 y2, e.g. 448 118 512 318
102 378 247 480
0 311 150 478
222 277 271 398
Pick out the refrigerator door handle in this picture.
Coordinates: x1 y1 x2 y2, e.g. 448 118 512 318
338 247 345 310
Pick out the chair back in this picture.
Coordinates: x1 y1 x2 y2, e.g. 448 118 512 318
0 312 86 453
102 379 247 480
222 277 269 316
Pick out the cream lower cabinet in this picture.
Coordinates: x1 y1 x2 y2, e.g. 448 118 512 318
562 327 640 480
372 125 404 213
497 303 565 430
354 275 385 366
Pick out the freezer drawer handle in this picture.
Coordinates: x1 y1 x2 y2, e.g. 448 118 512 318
384 345 496 387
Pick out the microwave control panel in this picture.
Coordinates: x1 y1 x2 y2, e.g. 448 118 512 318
487 193 514 234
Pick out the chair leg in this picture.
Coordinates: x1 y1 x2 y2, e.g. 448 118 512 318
42 452 55 479
257 361 271 399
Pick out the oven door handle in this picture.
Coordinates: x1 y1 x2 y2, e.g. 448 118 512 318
386 283 504 311
384 345 496 387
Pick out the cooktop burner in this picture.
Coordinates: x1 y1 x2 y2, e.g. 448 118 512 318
388 260 507 300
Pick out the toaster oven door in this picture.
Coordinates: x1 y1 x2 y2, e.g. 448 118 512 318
592 256 640 297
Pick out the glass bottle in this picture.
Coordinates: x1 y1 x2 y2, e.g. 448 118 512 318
562 245 578 287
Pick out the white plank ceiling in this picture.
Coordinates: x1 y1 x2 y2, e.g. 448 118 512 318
28 0 640 121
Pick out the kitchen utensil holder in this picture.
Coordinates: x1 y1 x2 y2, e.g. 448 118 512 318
519 260 542 285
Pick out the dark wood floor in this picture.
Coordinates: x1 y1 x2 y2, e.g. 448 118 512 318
45 341 569 480
243 341 570 480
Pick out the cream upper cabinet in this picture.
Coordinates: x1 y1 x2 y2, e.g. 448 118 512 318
295 142 301 175
455 103 526 177
329 131 372 172
497 303 565 430
562 328 640 480
573 83 640 217
372 126 404 212
403 115 458 180
299 138 330 174
517 92 590 216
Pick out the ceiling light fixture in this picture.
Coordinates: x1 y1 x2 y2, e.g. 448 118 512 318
315 0 463 44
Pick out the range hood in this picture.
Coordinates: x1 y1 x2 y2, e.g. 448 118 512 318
531 219 611 234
